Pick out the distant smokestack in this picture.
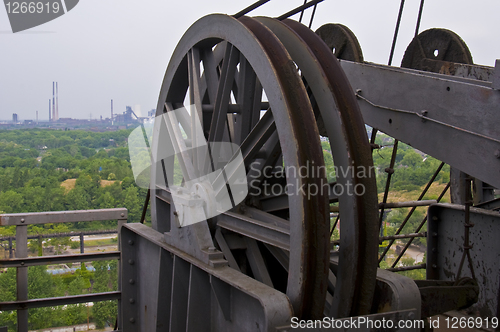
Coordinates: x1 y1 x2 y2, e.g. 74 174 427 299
36 111 38 124
52 82 55 121
56 82 59 121
111 99 113 120
49 99 51 122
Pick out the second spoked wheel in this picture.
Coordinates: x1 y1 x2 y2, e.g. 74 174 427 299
151 14 379 319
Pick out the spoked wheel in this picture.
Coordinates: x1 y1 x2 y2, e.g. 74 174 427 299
151 14 378 320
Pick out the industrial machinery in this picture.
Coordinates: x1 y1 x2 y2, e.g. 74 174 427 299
122 1 500 330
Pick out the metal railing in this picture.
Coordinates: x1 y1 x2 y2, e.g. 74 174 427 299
0 208 127 332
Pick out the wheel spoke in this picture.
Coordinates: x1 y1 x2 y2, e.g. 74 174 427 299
208 43 240 145
163 102 197 182
232 57 262 144
200 45 223 104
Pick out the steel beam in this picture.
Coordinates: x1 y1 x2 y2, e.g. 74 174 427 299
340 60 500 189
0 208 128 226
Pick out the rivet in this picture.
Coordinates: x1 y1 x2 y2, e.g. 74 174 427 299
432 216 438 221
121 213 125 217
128 259 135 265
20 218 25 223
21 262 25 266
432 264 437 268
129 318 135 323
129 279 135 285
129 298 135 304
128 240 134 245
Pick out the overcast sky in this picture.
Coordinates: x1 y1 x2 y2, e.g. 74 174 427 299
1 0 499 121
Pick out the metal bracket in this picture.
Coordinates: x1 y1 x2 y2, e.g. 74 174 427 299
120 223 293 332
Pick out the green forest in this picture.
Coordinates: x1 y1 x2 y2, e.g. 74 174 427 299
0 127 452 329
0 128 146 331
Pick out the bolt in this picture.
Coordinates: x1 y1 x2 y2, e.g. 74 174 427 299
129 318 136 324
420 110 428 122
121 213 125 217
128 259 135 265
432 264 437 269
432 216 438 221
129 279 135 285
384 167 394 175
356 89 362 95
20 218 25 223
495 149 500 159
128 240 134 246
129 298 135 304
21 262 24 266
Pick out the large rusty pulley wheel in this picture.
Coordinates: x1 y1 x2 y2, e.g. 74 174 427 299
401 28 473 71
150 14 379 320
315 23 364 63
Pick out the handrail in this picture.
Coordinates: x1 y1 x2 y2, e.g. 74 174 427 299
0 251 121 268
0 208 127 332
0 208 127 226
0 291 121 311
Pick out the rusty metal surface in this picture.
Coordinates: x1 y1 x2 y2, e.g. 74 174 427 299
427 204 500 317
256 16 379 318
238 15 329 320
400 28 493 206
282 18 379 318
315 23 364 62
